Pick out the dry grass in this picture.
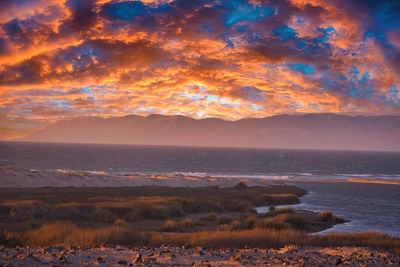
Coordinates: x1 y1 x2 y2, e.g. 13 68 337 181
0 200 42 206
3 221 145 247
313 232 400 254
2 222 400 254
186 228 307 249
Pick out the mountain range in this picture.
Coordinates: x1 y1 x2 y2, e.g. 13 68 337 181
19 113 400 151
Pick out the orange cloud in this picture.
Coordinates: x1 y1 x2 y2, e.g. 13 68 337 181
0 0 399 139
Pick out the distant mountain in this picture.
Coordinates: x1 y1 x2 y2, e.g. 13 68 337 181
19 113 400 151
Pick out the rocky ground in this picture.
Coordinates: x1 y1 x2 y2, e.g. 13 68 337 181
1 245 399 266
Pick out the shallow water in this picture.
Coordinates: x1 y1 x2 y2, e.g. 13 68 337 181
282 181 400 237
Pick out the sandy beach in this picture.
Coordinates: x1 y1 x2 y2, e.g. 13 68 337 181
0 166 284 188
2 166 400 189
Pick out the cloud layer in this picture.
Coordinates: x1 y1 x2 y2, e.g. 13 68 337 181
1 0 400 138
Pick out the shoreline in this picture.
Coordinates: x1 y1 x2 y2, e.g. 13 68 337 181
0 166 284 188
1 166 400 188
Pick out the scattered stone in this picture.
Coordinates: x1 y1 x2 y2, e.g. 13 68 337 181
1 246 400 266
335 257 343 265
182 243 191 249
95 257 105 264
230 253 243 261
132 253 142 264
58 254 68 263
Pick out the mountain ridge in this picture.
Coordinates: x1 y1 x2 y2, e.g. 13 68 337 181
18 113 400 151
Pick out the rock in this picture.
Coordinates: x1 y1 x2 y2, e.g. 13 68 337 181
58 254 68 263
335 257 343 265
166 253 176 258
142 257 156 264
182 243 191 249
230 253 243 262
118 260 127 265
132 253 142 264
95 257 106 264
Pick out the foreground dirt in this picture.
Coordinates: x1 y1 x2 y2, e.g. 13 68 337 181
1 245 399 266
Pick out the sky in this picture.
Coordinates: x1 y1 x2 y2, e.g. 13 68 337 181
0 0 400 139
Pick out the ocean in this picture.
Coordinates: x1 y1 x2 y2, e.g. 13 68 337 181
1 141 400 236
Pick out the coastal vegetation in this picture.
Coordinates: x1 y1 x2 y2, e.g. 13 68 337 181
0 184 306 231
1 222 399 254
0 184 399 254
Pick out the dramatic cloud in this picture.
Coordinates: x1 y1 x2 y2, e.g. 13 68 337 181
0 0 399 138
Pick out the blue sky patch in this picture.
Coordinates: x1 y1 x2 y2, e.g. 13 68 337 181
273 25 296 41
206 94 219 101
103 1 148 20
251 104 264 110
225 2 273 26
289 63 315 75
359 72 370 84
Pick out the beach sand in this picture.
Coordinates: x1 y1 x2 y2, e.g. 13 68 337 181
0 166 282 188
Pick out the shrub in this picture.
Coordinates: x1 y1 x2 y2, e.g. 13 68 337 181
243 216 256 230
114 218 127 226
256 218 291 230
123 209 142 221
270 207 295 216
87 208 118 223
148 205 171 219
217 215 234 225
317 211 334 221
200 212 217 221
234 182 248 189
317 211 345 223
229 220 242 231
280 214 308 230
230 200 254 213
160 220 181 232
181 218 194 229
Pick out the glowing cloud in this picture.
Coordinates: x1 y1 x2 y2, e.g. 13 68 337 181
0 0 399 138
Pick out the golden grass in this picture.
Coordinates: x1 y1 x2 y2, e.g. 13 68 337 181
313 232 400 254
0 200 42 206
2 222 400 254
3 221 145 247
